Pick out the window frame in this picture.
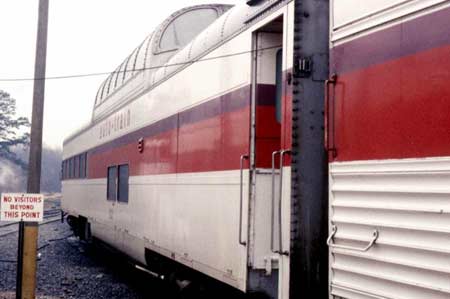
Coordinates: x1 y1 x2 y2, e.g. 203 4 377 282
107 165 117 201
65 160 69 179
69 158 73 179
155 8 219 54
74 155 80 178
117 164 129 203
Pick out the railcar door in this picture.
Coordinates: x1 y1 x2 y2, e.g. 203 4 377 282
248 15 291 299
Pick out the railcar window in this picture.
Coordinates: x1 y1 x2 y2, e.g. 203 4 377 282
79 155 83 178
69 159 73 179
118 164 129 203
74 156 80 178
84 153 88 178
275 49 283 123
80 153 86 178
72 158 76 178
65 160 69 180
107 166 117 201
159 9 218 51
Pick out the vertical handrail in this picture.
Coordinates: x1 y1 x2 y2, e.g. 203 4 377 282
278 149 291 256
325 74 337 158
271 150 282 253
239 154 249 246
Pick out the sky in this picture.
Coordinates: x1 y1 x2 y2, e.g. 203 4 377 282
0 0 240 148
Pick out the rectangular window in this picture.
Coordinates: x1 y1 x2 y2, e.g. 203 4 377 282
74 156 80 178
84 153 88 178
69 159 73 179
72 158 76 178
80 154 86 178
107 166 117 201
65 160 69 179
117 164 129 203
61 161 65 180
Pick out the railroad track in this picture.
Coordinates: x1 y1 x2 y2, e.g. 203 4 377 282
0 209 62 238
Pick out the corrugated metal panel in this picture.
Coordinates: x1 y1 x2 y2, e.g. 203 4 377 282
329 157 450 299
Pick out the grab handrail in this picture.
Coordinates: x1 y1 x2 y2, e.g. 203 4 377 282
327 225 379 252
271 150 281 253
277 149 291 256
239 154 249 246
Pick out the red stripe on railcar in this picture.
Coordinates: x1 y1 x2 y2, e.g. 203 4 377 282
85 82 293 178
331 45 450 162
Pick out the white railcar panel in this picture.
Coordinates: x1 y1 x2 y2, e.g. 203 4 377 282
62 170 249 290
331 0 450 44
329 157 450 299
256 32 281 85
285 1 294 72
278 166 291 299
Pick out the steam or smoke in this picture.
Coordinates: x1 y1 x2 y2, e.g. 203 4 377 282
0 158 26 194
0 145 62 195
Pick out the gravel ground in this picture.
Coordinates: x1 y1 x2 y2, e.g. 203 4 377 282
0 219 168 299
0 196 169 299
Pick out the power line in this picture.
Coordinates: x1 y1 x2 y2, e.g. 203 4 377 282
0 45 281 82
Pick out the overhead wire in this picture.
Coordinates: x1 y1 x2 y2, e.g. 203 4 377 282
0 45 282 82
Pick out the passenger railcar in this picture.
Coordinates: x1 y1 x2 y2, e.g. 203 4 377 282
328 1 450 299
62 1 450 298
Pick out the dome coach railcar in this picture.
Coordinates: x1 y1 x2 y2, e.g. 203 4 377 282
62 1 450 298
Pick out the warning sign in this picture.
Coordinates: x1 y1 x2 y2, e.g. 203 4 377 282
0 193 44 222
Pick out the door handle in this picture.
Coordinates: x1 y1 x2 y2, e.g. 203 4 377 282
239 154 249 246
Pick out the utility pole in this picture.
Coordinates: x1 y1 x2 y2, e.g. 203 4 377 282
16 0 49 298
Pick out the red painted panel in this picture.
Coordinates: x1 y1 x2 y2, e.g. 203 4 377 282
332 45 450 162
222 106 251 170
88 130 177 178
256 106 281 138
256 105 281 168
177 112 223 173
138 129 178 175
177 107 250 173
256 139 280 168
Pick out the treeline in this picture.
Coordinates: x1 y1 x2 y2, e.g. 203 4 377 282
0 89 62 195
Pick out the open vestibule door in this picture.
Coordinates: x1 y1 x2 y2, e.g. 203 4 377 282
246 14 292 299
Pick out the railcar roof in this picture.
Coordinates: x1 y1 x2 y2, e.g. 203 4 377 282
66 0 285 144
94 4 232 106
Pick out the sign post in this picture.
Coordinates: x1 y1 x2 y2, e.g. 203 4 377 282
15 0 49 298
